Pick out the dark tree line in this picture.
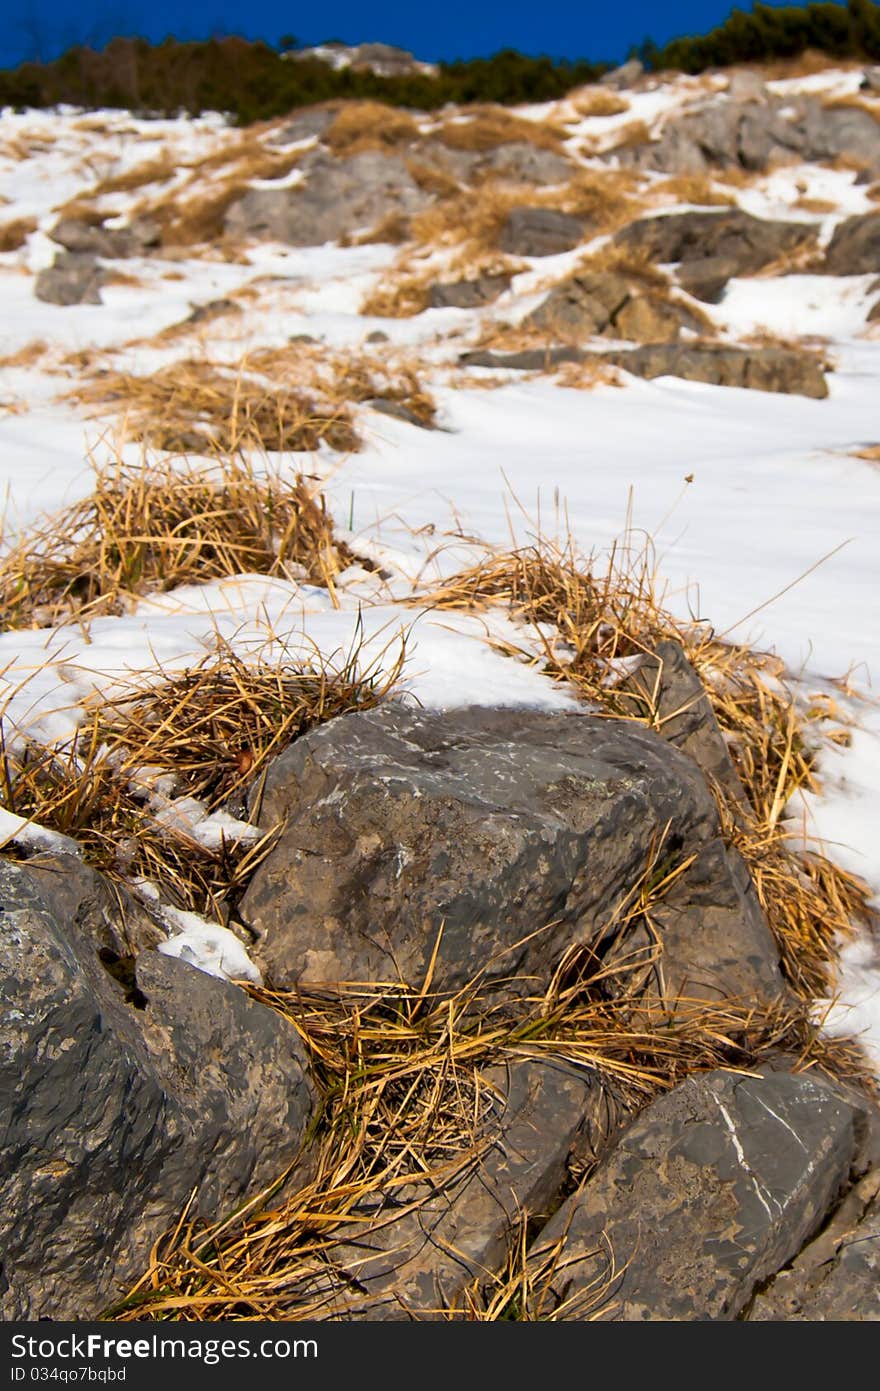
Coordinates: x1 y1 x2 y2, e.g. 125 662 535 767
0 3 877 122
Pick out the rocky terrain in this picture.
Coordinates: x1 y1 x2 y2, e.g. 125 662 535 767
1 53 880 1320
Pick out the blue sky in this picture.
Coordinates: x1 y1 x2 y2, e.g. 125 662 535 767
1 1 848 69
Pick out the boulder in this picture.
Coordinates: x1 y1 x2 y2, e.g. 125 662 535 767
614 93 880 177
34 251 106 306
862 67 880 94
525 270 703 341
614 209 818 293
824 211 880 276
599 59 644 90
749 1170 880 1320
429 272 512 309
240 704 725 994
224 150 432 245
320 1058 619 1318
273 107 336 145
49 215 159 259
0 857 316 1318
604 342 829 398
497 206 585 257
616 640 747 807
526 1068 866 1320
459 346 585 371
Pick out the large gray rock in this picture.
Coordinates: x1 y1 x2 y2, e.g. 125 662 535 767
240 705 723 994
525 270 704 341
824 212 880 276
0 857 315 1319
600 59 644 90
526 1068 865 1320
459 346 585 371
34 251 106 306
224 150 432 245
429 271 512 309
49 215 159 258
615 93 880 177
604 341 829 398
614 209 818 287
497 206 585 257
320 1058 619 1318
749 1171 880 1320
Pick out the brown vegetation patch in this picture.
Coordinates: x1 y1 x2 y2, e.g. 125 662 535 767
88 153 179 198
605 120 653 152
405 158 462 198
325 102 420 156
651 175 736 208
0 216 37 252
851 443 880 463
66 360 358 457
570 88 631 118
438 106 565 153
0 339 48 369
555 358 625 390
0 454 355 630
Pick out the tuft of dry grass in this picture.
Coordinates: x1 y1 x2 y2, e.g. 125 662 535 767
606 120 652 152
66 359 359 457
651 174 736 208
0 216 37 252
438 106 566 153
851 443 880 463
325 102 420 156
555 358 624 391
0 339 47 369
0 455 354 630
794 195 838 214
570 88 631 119
1 638 404 916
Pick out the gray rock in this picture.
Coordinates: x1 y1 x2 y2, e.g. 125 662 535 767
459 346 585 371
824 211 880 276
497 206 585 257
749 1171 880 1320
185 296 243 325
429 272 512 309
614 209 818 288
0 857 315 1319
34 251 106 306
49 216 134 258
273 107 336 145
600 58 644 90
478 142 573 186
367 397 433 428
614 93 880 177
224 150 432 245
321 1058 618 1318
863 67 880 94
365 329 389 342
726 71 767 103
525 270 702 341
240 704 721 994
603 837 786 1015
603 341 829 398
527 1068 865 1320
17 851 163 964
616 641 747 807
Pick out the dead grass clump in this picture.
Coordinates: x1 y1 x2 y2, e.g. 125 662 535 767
106 952 857 1321
352 209 412 245
325 102 420 156
439 106 565 153
0 339 47 368
606 120 652 152
794 195 838 214
866 182 880 202
0 456 354 629
555 358 624 390
405 158 462 198
244 344 437 427
570 88 631 118
89 152 179 198
360 270 432 318
1 641 403 915
418 534 873 999
98 641 406 815
652 174 736 208
0 216 37 252
67 360 358 457
851 443 880 462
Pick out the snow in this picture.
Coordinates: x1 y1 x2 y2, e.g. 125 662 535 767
1 86 879 1062
157 911 263 984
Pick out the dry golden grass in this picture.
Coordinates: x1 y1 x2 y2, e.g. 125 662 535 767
405 158 462 197
822 94 880 122
866 181 880 202
0 339 47 369
651 174 736 208
555 358 624 391
570 88 631 118
0 455 354 630
350 209 413 245
1 639 403 916
88 152 178 197
66 359 359 456
606 120 652 152
325 101 420 156
794 195 839 214
360 269 433 318
851 443 880 463
243 343 437 427
0 216 37 252
438 106 565 153
105 950 863 1320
